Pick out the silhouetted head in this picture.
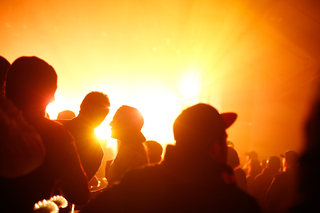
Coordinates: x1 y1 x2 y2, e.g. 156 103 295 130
227 146 240 169
173 103 237 162
57 110 76 120
79 91 110 127
246 151 258 160
5 56 57 114
267 156 281 172
110 105 145 142
0 56 10 95
247 158 261 176
281 150 299 170
144 140 163 164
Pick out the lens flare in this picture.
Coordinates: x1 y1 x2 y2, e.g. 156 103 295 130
46 92 78 119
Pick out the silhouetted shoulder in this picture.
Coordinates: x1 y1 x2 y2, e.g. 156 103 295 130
32 117 74 140
82 164 260 213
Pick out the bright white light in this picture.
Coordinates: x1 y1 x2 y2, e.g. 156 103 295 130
94 86 180 152
46 92 78 119
180 68 202 100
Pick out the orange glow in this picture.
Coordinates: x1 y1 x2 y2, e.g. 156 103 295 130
47 86 180 152
93 86 181 151
2 0 320 164
180 67 202 101
46 92 79 120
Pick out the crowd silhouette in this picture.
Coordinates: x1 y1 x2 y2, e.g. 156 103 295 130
0 55 318 213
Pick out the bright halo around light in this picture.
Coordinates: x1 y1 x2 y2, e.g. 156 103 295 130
94 86 181 152
134 87 180 146
46 92 78 119
94 120 118 151
180 69 202 100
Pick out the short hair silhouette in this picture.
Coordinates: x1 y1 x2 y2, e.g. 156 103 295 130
281 150 299 167
5 56 57 111
80 91 110 114
267 156 281 171
57 110 76 120
144 140 163 164
78 91 110 128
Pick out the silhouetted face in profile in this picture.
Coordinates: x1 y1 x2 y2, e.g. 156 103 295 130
109 105 144 141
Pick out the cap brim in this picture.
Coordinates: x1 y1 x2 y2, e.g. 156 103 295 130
221 112 237 128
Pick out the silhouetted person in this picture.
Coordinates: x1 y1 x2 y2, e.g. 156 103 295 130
260 159 267 172
249 156 281 212
266 150 299 213
247 158 262 189
57 109 76 120
0 56 10 96
106 105 149 187
144 140 164 164
289 87 320 212
0 96 45 178
3 56 90 213
244 150 258 175
81 103 260 213
59 91 110 182
227 146 247 192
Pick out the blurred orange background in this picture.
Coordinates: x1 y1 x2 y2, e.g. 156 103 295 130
1 0 320 165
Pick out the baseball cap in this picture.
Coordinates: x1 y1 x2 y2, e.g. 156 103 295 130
173 103 237 152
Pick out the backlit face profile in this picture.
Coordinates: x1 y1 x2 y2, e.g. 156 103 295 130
109 112 125 139
109 105 144 140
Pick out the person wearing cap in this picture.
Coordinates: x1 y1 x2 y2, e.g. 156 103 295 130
105 105 149 187
80 103 260 213
266 150 299 212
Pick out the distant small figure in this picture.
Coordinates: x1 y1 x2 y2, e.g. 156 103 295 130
260 159 267 171
266 150 299 212
249 156 281 212
106 105 149 186
57 110 76 120
244 150 258 174
144 140 163 164
227 146 247 192
246 158 262 189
